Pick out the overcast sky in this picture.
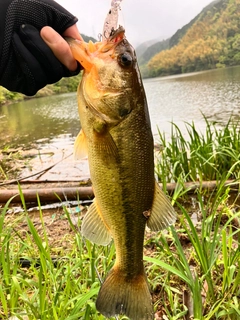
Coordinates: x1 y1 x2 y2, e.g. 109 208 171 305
56 0 213 46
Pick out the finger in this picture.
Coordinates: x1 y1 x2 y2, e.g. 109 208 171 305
40 26 78 71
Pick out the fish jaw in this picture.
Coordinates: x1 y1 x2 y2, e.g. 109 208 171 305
66 38 93 72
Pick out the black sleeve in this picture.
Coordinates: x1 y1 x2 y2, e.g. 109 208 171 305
0 0 81 96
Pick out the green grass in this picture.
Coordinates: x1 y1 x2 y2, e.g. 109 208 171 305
155 116 240 185
1 182 239 319
0 119 240 319
144 184 240 319
0 202 111 319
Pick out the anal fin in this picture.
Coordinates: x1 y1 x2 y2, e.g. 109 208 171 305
147 181 176 231
81 199 112 245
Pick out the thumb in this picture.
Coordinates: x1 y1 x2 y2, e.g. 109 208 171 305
40 26 80 71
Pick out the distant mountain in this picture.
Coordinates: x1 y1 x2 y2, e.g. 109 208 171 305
135 39 158 59
137 39 170 66
144 0 240 78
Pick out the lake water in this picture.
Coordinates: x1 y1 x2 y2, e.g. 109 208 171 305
1 65 240 149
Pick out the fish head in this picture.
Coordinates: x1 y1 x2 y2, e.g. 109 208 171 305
96 26 137 90
67 27 143 123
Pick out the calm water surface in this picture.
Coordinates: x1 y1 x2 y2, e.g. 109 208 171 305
144 65 240 138
1 66 240 149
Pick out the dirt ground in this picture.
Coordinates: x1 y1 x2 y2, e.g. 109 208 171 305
0 144 92 248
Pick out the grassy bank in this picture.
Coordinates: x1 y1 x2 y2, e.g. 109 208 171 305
0 119 239 319
0 73 82 106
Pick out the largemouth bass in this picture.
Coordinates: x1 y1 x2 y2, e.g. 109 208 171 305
67 26 176 320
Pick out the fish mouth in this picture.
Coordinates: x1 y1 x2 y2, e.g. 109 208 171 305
98 26 126 53
106 26 125 43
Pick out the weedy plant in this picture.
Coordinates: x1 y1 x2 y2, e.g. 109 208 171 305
0 146 31 181
0 189 116 320
145 179 240 319
155 117 240 184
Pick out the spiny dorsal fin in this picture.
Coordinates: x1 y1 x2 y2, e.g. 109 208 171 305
81 199 112 245
74 129 88 160
147 181 176 231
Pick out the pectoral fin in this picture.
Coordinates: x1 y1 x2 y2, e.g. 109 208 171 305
81 199 112 245
94 131 119 160
74 129 88 160
147 181 176 231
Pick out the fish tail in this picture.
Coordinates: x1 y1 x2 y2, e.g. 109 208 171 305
96 266 154 320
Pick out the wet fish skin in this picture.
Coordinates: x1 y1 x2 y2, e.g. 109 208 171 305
67 27 175 320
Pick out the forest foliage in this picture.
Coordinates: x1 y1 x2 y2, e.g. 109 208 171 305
143 0 240 78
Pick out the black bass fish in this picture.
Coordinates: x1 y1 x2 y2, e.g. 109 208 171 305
67 25 175 320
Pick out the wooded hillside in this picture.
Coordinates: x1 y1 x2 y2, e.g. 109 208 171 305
144 0 240 78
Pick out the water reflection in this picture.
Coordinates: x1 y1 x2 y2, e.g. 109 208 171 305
0 93 79 147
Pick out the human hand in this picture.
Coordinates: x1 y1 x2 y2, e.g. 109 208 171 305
0 0 83 96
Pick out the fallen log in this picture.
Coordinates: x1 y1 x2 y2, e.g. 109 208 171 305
0 179 238 204
0 186 94 204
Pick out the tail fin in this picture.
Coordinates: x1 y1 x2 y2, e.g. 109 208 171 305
96 267 154 320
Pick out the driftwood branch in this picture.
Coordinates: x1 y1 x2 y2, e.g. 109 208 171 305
0 179 238 204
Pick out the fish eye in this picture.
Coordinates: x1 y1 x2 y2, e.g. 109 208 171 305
118 52 133 67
